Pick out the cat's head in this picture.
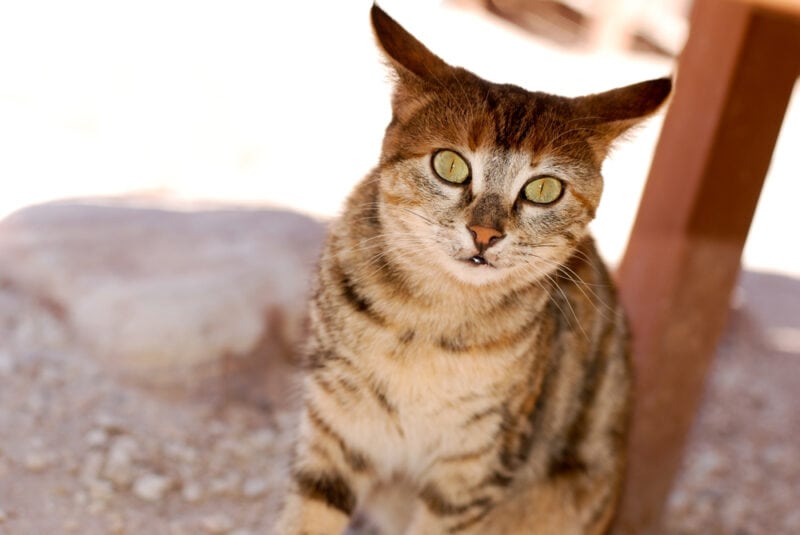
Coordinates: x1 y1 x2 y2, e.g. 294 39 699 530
368 4 670 287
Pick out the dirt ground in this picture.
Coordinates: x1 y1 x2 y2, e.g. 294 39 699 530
0 277 299 535
1 268 798 535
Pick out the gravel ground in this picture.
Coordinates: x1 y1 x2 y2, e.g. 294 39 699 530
0 269 798 534
0 281 297 535
663 270 800 535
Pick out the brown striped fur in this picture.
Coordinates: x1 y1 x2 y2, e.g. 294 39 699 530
274 5 670 534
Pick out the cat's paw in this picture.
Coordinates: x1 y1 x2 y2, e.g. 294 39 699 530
343 513 382 535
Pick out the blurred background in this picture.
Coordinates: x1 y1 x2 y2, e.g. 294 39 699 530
0 1 798 534
1 0 797 271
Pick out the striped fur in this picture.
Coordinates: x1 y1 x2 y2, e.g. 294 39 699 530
274 5 670 535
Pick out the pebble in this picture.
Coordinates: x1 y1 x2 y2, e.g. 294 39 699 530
209 473 241 496
164 441 198 464
242 477 268 498
108 514 125 534
81 451 105 483
26 393 46 415
0 352 13 375
23 451 54 472
181 481 204 503
74 491 88 507
247 429 276 450
87 479 114 503
0 508 7 523
103 436 139 487
169 521 192 535
132 473 172 501
85 428 110 448
95 413 127 435
200 513 235 533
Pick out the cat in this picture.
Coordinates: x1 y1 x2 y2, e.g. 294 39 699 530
274 4 670 534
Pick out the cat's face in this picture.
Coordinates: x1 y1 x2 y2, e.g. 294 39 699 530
376 84 604 287
370 6 670 287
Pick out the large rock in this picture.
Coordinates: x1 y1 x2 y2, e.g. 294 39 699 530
0 200 326 395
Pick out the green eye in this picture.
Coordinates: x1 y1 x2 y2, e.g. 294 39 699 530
522 177 563 204
432 150 470 184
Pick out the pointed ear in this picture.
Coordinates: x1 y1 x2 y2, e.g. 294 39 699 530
573 77 672 156
370 3 455 84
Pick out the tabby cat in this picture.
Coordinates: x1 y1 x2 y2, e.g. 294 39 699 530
275 5 670 534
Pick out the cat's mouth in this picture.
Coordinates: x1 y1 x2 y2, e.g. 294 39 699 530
465 255 493 267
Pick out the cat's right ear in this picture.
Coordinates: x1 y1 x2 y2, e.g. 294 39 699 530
370 4 455 85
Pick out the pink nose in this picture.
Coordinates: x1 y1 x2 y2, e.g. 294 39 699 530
468 225 504 249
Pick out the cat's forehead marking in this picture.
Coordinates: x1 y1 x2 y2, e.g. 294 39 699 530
471 150 540 196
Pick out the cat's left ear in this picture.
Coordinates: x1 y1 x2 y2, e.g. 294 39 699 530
573 78 672 156
370 3 456 85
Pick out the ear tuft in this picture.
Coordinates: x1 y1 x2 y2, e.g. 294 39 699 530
370 3 454 83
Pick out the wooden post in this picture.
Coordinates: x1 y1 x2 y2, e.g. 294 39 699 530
614 0 800 533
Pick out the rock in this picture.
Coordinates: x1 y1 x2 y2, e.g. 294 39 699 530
163 441 197 464
85 428 109 448
102 436 140 487
0 508 7 523
132 473 172 501
241 477 268 498
209 472 241 496
0 200 325 397
87 479 114 503
94 413 128 435
200 513 235 533
80 451 106 483
0 352 12 376
246 428 276 451
181 481 204 503
108 514 125 534
23 450 54 472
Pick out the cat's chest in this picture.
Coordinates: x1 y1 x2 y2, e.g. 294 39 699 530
353 341 528 478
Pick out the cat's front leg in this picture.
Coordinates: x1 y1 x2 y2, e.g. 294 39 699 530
274 407 370 535
275 487 351 535
403 473 508 535
404 493 493 535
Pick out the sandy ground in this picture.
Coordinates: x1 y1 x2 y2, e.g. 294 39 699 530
1 263 799 534
0 274 297 535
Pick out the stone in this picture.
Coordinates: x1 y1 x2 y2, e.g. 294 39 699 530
0 352 12 376
132 473 172 501
85 428 109 448
102 436 140 487
241 477 268 498
181 481 203 503
200 513 235 533
209 473 241 496
23 451 54 472
0 200 325 399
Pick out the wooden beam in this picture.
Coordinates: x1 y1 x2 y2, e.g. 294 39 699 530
614 0 800 533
